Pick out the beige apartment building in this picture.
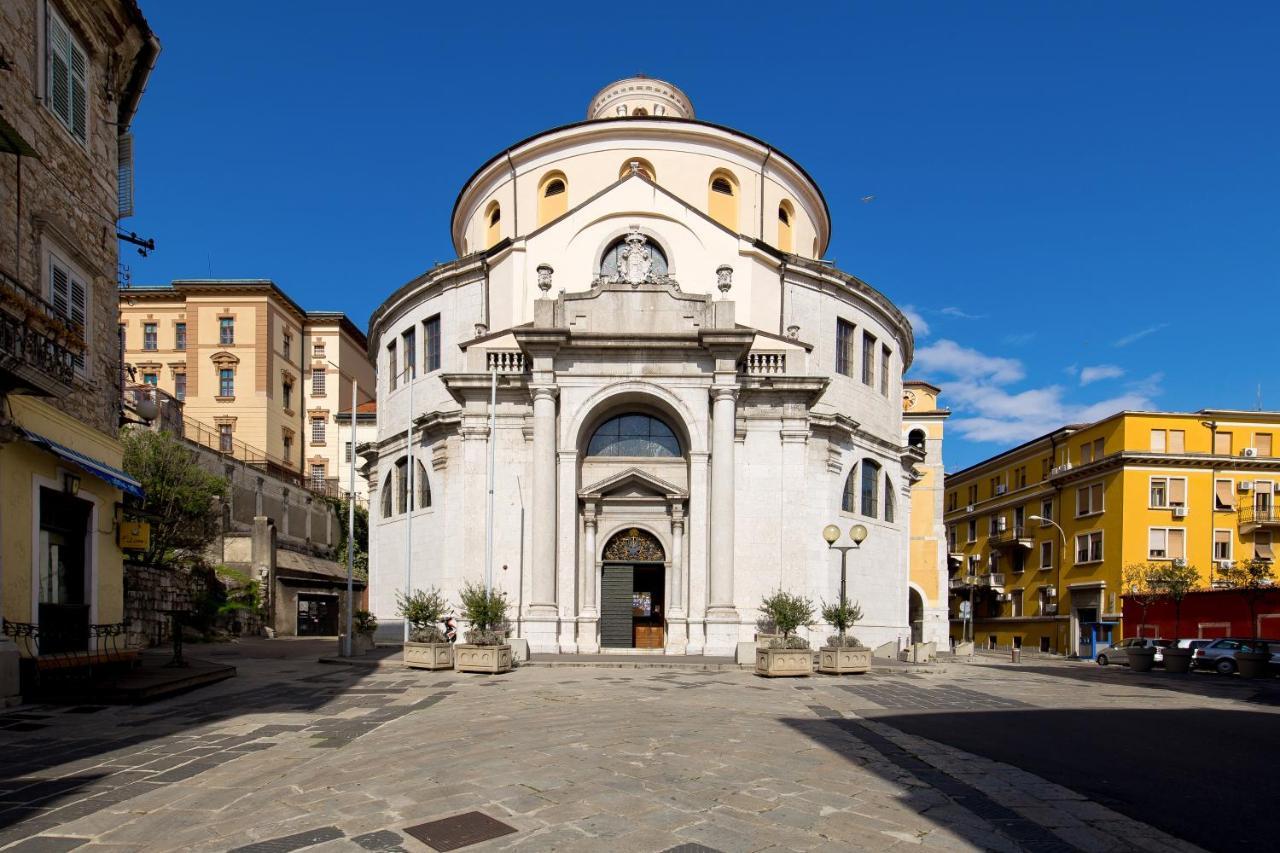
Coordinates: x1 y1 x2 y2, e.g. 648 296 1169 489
119 280 374 495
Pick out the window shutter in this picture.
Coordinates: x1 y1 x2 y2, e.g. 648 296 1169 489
69 39 87 141
117 134 135 218
47 10 72 127
50 259 70 316
1169 478 1187 505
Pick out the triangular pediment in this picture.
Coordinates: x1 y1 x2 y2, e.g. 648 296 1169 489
579 466 687 500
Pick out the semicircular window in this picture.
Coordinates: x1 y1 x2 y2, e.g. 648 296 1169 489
599 233 669 280
587 414 681 458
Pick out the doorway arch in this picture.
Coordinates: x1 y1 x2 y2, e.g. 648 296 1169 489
600 527 666 650
908 587 924 645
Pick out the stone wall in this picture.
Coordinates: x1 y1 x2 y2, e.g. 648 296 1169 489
123 562 204 649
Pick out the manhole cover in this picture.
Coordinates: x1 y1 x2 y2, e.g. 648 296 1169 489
404 812 517 851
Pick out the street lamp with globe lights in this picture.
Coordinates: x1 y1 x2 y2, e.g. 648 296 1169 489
823 523 869 639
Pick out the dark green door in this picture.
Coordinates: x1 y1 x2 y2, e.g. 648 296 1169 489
601 564 634 648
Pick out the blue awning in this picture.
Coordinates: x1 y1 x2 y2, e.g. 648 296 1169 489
19 428 145 499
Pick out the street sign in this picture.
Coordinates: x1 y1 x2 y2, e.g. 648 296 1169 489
118 519 151 551
959 600 972 620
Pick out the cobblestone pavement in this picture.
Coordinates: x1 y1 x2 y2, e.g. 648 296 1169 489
1 642 1272 853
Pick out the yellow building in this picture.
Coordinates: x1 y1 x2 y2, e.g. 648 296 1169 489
1 0 157 674
903 381 950 645
944 409 1280 657
119 281 374 495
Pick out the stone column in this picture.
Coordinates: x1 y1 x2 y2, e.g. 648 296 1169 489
685 450 710 655
578 504 600 653
526 384 559 650
706 385 739 655
666 506 688 654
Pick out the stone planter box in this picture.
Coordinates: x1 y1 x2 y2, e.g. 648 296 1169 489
1163 647 1193 673
338 633 376 657
1126 647 1157 672
818 646 871 675
404 641 454 670
455 643 513 674
755 646 812 678
1236 650 1272 679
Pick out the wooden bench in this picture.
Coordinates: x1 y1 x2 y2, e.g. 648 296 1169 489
2 620 141 695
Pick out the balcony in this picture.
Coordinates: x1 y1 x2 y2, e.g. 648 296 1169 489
989 525 1034 551
984 572 1006 591
949 576 976 591
0 270 84 397
1239 505 1280 534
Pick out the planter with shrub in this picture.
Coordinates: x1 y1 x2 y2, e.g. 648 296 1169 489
398 588 454 670
817 598 869 675
754 591 814 677
454 583 513 674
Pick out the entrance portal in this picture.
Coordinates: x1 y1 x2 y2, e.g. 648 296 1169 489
600 528 666 649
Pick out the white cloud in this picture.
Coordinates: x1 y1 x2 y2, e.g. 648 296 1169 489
901 305 930 338
1079 364 1125 386
911 340 1161 445
1114 323 1168 347
940 306 985 320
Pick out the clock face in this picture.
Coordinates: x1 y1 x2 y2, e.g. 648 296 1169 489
904 389 917 409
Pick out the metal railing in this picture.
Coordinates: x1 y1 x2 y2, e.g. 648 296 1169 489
989 526 1032 548
1239 506 1278 527
0 270 83 394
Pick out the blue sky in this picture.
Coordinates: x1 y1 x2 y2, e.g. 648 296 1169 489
127 2 1280 470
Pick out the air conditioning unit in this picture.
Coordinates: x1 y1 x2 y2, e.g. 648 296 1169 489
1044 586 1057 597
1239 481 1254 491
1218 559 1235 571
995 484 1008 496
1173 506 1188 518
1043 602 1058 615
965 504 975 513
1242 447 1259 458
1172 558 1187 568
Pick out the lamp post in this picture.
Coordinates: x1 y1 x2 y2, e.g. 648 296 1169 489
326 359 374 658
1029 513 1067 651
822 523 869 640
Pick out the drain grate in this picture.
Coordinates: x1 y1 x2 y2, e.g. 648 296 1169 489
404 811 517 851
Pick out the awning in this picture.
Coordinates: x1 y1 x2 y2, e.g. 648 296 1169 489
0 114 39 157
19 428 144 498
1216 480 1236 510
1258 541 1274 561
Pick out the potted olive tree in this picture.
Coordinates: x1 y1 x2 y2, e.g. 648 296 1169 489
398 588 454 670
817 598 870 675
1149 561 1201 674
1121 563 1160 672
755 591 815 677
351 610 378 655
454 582 513 674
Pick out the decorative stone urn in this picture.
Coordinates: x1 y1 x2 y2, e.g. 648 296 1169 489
1163 647 1193 674
404 641 455 671
818 645 871 675
454 643 513 674
755 646 813 678
1236 650 1272 679
1126 646 1157 673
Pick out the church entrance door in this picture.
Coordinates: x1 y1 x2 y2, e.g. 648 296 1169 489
600 562 665 649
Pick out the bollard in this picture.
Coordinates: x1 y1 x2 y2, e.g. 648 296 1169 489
1011 648 1021 663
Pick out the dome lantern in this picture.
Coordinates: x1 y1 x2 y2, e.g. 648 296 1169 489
587 76 694 120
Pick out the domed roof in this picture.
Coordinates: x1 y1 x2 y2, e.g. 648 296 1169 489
587 76 694 120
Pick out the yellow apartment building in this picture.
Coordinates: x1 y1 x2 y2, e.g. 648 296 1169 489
943 409 1280 658
119 281 375 495
903 381 950 645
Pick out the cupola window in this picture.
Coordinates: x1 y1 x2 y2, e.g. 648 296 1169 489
708 171 739 231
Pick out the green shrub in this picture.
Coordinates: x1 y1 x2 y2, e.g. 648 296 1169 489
459 582 509 645
397 588 449 642
820 598 863 641
354 610 378 635
759 590 814 645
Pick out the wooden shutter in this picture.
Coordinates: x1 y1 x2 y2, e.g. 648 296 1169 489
117 134 134 218
600 564 634 648
1214 431 1232 455
47 6 87 142
1257 434 1273 457
49 257 86 370
1169 478 1187 506
69 35 87 140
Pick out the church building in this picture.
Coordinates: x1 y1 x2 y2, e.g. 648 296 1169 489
366 78 947 655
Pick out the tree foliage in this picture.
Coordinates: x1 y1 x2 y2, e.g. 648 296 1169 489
1216 558 1276 635
121 429 226 568
397 587 450 642
821 597 864 638
459 582 509 644
333 497 369 580
759 590 815 642
1146 560 1202 639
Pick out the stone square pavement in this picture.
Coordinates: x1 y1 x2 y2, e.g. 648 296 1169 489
1 640 1271 853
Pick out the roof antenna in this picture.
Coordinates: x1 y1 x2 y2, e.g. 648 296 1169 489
1258 383 1263 411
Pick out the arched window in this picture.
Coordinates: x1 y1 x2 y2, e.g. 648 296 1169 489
908 429 926 449
884 474 896 523
537 172 568 226
417 460 431 508
381 470 394 518
395 457 409 514
861 459 882 518
708 170 739 231
587 414 680 457
777 200 794 252
599 233 669 280
841 465 858 513
484 201 501 248
619 158 656 181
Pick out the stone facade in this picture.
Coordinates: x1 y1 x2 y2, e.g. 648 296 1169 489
367 79 945 656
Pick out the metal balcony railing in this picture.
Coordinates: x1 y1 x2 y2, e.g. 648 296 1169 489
0 270 84 396
989 526 1033 549
1239 505 1279 531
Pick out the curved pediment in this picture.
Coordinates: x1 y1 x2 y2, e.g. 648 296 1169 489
580 466 687 500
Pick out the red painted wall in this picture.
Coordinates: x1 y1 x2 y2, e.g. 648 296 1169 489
1121 589 1280 640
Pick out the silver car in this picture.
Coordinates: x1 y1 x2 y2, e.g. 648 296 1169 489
1192 638 1279 674
1096 637 1173 666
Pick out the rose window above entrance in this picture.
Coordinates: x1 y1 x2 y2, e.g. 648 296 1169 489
586 414 681 457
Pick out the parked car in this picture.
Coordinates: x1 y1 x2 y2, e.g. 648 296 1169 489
1192 638 1280 674
1170 638 1212 653
1096 637 1173 666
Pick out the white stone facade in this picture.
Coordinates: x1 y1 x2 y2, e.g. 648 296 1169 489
367 79 942 656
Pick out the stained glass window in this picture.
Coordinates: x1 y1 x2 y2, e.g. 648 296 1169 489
587 414 680 457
